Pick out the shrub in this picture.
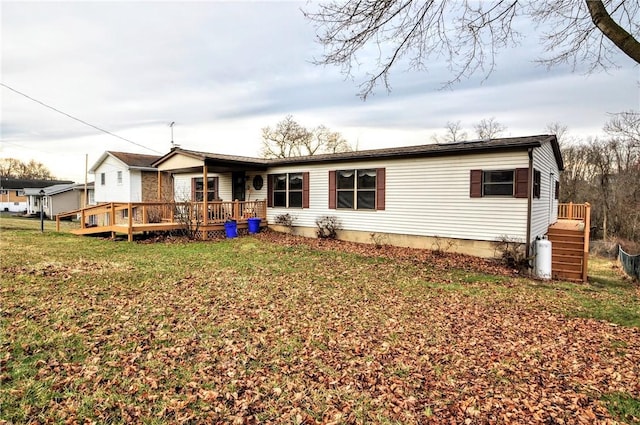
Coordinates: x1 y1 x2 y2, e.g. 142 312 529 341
369 232 389 248
494 236 530 272
315 216 342 239
274 213 295 233
431 235 458 256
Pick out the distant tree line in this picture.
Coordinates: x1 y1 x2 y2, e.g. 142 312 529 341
0 158 55 180
558 112 640 243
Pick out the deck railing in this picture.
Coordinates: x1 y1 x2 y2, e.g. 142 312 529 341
557 202 589 221
56 200 267 231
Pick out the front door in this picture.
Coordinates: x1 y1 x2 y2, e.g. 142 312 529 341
232 172 246 201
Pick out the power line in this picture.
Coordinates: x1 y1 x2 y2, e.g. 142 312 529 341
1 82 162 154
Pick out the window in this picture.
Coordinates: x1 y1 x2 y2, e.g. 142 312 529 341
483 170 514 196
329 168 385 210
269 173 308 208
192 177 219 202
117 171 123 185
555 180 560 200
100 173 106 186
533 169 541 198
268 173 309 208
470 168 529 198
336 169 376 210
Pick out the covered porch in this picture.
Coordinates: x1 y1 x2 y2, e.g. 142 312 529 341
56 200 267 241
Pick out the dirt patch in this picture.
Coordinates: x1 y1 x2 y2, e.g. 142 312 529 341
255 230 517 277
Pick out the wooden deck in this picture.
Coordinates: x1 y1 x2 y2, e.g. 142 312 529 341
56 200 267 241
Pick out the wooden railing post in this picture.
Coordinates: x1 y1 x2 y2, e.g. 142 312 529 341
233 200 240 221
81 208 86 229
56 215 60 232
582 202 591 282
127 203 133 242
568 202 573 220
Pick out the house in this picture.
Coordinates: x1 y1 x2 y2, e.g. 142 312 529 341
0 177 74 213
24 183 88 218
61 135 592 280
148 135 563 258
89 151 171 203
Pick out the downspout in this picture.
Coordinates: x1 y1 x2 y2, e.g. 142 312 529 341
525 148 533 261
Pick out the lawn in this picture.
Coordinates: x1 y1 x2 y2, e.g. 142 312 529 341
1 216 639 424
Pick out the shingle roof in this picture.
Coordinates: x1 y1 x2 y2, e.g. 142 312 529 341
269 135 561 167
24 183 77 196
0 177 75 190
108 151 162 168
155 134 563 170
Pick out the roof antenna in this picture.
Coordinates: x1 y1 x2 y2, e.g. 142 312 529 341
169 122 180 149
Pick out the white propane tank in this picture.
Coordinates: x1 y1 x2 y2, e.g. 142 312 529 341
535 237 552 280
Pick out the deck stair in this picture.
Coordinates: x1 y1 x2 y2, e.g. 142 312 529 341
546 203 591 282
547 226 585 281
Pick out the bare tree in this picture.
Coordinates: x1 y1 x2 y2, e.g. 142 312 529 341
0 158 55 179
261 115 312 158
313 125 353 154
304 1 640 98
431 121 468 143
545 122 577 148
474 117 507 140
261 116 353 158
604 111 640 148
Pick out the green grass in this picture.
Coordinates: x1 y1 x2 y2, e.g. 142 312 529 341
1 216 639 424
602 393 640 424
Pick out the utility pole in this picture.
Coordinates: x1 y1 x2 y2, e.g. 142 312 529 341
170 122 175 148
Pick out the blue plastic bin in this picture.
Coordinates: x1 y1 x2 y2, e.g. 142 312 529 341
247 217 261 234
224 220 237 238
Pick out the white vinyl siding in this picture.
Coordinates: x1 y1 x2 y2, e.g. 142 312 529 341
173 172 268 202
267 150 531 243
173 173 230 201
93 156 133 203
531 141 560 240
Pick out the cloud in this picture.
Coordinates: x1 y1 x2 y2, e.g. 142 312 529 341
1 1 638 183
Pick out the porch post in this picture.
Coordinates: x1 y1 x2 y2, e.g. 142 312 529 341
157 170 162 201
203 165 209 225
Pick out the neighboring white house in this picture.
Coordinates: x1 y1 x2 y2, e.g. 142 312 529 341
153 135 563 258
0 178 74 213
24 183 87 218
89 151 165 203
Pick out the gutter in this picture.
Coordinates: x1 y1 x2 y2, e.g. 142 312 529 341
525 148 533 260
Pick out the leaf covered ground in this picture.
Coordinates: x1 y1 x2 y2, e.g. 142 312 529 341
1 220 639 424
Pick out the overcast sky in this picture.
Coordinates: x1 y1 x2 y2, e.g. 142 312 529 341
1 1 638 183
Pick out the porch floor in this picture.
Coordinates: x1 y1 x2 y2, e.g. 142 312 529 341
549 219 585 232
